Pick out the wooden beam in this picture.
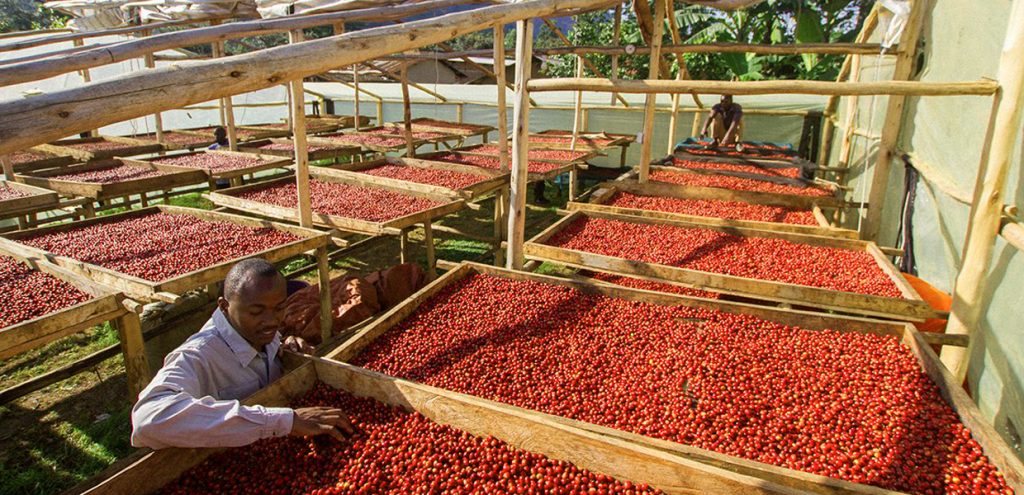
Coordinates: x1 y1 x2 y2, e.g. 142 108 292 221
494 24 510 172
941 0 1024 381
540 18 629 107
506 18 534 270
0 0 619 155
289 30 313 228
571 55 585 151
0 0 483 88
400 62 416 158
638 0 667 183
861 0 931 240
209 21 238 150
610 3 622 106
526 78 999 96
0 18 201 54
534 42 892 57
315 245 333 344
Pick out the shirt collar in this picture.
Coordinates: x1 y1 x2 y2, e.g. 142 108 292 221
212 309 281 367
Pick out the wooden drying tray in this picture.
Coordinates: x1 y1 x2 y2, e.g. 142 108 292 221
524 209 938 321
359 125 464 145
237 138 362 161
0 180 60 217
327 156 508 200
672 148 801 167
306 114 373 131
455 143 600 164
0 205 329 303
310 132 432 154
573 180 859 239
0 253 127 361
175 125 290 142
323 262 1023 495
129 131 216 151
416 150 575 183
67 351 831 495
125 150 292 182
525 130 633 151
206 168 465 236
538 129 637 143
659 155 825 191
394 117 496 138
632 165 845 209
8 150 77 174
33 136 164 162
16 159 207 202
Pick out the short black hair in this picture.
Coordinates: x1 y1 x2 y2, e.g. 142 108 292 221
222 258 283 300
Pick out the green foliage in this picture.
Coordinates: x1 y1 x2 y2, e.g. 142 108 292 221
0 0 67 32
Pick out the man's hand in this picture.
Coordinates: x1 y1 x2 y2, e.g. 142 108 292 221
290 407 355 441
282 335 314 354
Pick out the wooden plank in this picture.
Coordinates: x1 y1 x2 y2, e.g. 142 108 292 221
127 150 292 181
239 138 361 161
17 159 207 201
415 150 570 183
35 136 164 162
0 179 59 213
527 78 1000 97
523 211 937 321
637 0 665 182
325 157 507 200
456 144 598 164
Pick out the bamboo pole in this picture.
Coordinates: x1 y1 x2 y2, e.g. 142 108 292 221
610 3 621 106
495 24 509 172
141 30 164 145
861 0 931 240
506 18 534 270
209 21 238 150
941 0 1024 381
400 62 416 158
0 0 621 155
541 18 629 107
289 29 313 228
819 5 880 166
0 0 481 88
571 55 584 151
526 78 999 96
638 0 666 182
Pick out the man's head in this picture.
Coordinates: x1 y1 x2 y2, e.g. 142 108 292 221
218 258 287 349
720 94 734 108
213 126 228 145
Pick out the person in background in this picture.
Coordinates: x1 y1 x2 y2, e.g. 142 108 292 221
208 126 229 150
700 94 744 151
131 258 354 449
534 180 550 206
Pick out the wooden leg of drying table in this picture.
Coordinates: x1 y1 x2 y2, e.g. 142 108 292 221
399 228 410 264
568 166 578 202
316 246 333 344
115 310 151 402
424 220 437 280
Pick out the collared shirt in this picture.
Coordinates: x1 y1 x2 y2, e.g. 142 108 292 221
712 103 744 128
131 309 293 449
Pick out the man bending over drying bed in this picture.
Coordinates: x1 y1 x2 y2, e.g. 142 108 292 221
131 258 353 449
700 94 744 150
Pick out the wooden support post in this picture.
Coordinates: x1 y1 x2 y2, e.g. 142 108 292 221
141 30 164 144
289 29 313 228
209 20 238 150
494 24 510 172
1 155 13 181
506 18 533 270
115 310 151 402
400 63 416 158
423 219 437 279
316 245 333 344
493 186 507 266
819 6 879 166
568 165 578 201
835 51 864 173
861 0 930 240
610 3 621 106
667 75 683 154
942 0 1024 381
354 64 362 130
638 0 666 182
71 38 98 137
456 103 464 123
571 55 584 151
399 228 410 264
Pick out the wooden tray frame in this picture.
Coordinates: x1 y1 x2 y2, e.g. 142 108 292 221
455 143 599 164
393 117 496 138
16 159 208 201
416 150 574 183
356 125 463 145
176 125 291 142
0 180 60 216
573 180 859 239
9 150 77 174
328 156 508 199
129 131 216 151
324 262 1024 495
524 209 938 321
127 150 292 182
0 205 329 303
633 165 844 209
34 136 164 161
312 131 432 153
238 138 362 161
207 169 466 236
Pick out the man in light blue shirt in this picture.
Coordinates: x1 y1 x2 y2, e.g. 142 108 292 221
131 258 352 449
